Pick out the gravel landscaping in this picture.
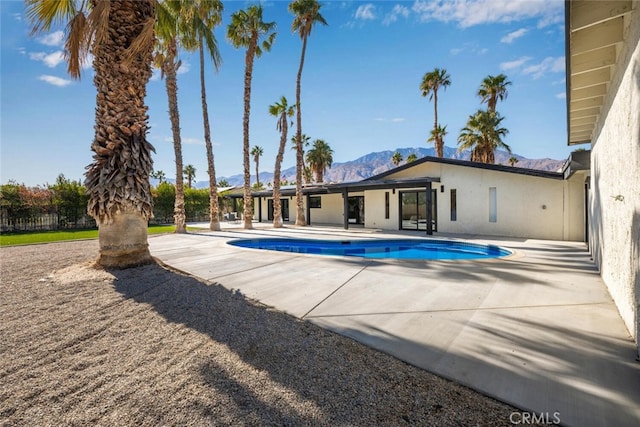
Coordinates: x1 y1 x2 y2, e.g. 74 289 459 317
1 239 529 426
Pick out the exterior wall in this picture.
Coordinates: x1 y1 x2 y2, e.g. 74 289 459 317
563 171 588 242
365 189 400 230
589 9 640 346
308 193 344 225
384 162 577 240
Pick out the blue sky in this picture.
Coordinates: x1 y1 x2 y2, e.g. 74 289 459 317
1 0 570 187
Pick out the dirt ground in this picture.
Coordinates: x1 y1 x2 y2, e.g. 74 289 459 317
1 239 528 426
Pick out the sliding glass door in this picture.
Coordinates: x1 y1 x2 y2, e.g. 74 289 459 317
400 190 437 231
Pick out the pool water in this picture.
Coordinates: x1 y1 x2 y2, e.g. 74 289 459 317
227 238 512 260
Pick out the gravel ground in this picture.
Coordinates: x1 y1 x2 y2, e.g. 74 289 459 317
1 239 529 426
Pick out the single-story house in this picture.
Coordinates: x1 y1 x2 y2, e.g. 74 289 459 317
235 153 589 242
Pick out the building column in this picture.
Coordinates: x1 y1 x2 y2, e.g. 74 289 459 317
342 189 349 230
426 182 433 236
257 197 262 223
306 193 311 226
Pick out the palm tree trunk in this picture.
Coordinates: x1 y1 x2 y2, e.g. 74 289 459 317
434 90 443 158
85 0 155 268
242 41 257 229
199 41 220 231
163 38 186 233
272 118 287 228
255 158 260 187
294 35 308 226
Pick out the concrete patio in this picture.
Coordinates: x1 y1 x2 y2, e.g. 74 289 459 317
148 223 640 427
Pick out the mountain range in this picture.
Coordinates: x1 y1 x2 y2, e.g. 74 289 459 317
189 146 566 188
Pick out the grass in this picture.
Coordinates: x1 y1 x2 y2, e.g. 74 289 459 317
0 225 202 246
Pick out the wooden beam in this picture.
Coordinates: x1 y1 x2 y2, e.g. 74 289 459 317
571 107 601 119
570 130 594 140
570 96 605 111
571 17 624 55
570 83 607 101
571 1 632 31
572 68 610 90
571 122 596 132
570 116 597 126
571 45 617 74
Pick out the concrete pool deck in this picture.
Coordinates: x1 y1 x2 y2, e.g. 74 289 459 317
148 223 640 427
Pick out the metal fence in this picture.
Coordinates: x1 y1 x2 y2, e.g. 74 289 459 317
0 210 97 232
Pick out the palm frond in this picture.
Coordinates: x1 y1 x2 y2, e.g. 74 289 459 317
64 11 89 79
124 16 156 64
26 0 78 35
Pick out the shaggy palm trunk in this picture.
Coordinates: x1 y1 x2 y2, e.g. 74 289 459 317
254 157 260 187
241 39 257 229
162 38 186 233
294 35 308 226
272 118 288 228
199 42 220 231
85 0 155 268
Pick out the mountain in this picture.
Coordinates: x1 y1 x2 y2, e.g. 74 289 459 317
195 146 566 188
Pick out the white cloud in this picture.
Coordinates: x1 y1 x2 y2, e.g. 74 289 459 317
411 0 563 29
38 31 65 47
500 56 532 71
177 60 190 75
522 56 565 79
29 51 65 68
450 47 463 55
38 75 72 87
12 13 22 22
375 117 406 123
355 4 376 20
383 4 410 25
555 92 566 99
501 28 528 44
164 137 203 145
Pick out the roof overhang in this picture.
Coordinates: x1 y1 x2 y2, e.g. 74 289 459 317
565 0 633 145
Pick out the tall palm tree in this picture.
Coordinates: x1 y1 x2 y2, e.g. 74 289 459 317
420 68 451 158
227 4 276 229
457 110 510 164
291 133 311 183
478 74 511 113
181 0 224 231
151 169 167 184
250 145 263 187
508 156 519 167
392 151 403 166
27 0 156 268
289 0 327 226
306 139 333 183
406 153 418 163
427 124 448 154
269 96 295 228
184 164 196 189
154 1 189 233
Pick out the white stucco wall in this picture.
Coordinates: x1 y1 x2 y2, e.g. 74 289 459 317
384 162 579 240
589 9 640 345
365 189 399 229
308 193 344 225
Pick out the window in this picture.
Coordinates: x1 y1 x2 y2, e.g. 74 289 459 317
309 196 321 208
450 189 457 221
489 187 497 222
385 192 390 219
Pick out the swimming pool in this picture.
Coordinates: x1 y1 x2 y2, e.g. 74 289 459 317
227 238 512 260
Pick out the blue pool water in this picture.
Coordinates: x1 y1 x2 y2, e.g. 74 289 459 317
227 238 512 260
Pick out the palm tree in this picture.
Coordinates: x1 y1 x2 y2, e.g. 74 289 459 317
420 68 451 158
250 145 264 188
227 5 276 229
306 139 333 183
427 124 448 155
269 96 295 228
151 169 167 184
291 133 312 183
181 0 224 231
508 156 519 167
184 164 196 189
478 74 511 113
154 1 189 233
406 153 418 163
392 151 403 166
457 110 510 164
289 0 327 226
27 0 156 268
